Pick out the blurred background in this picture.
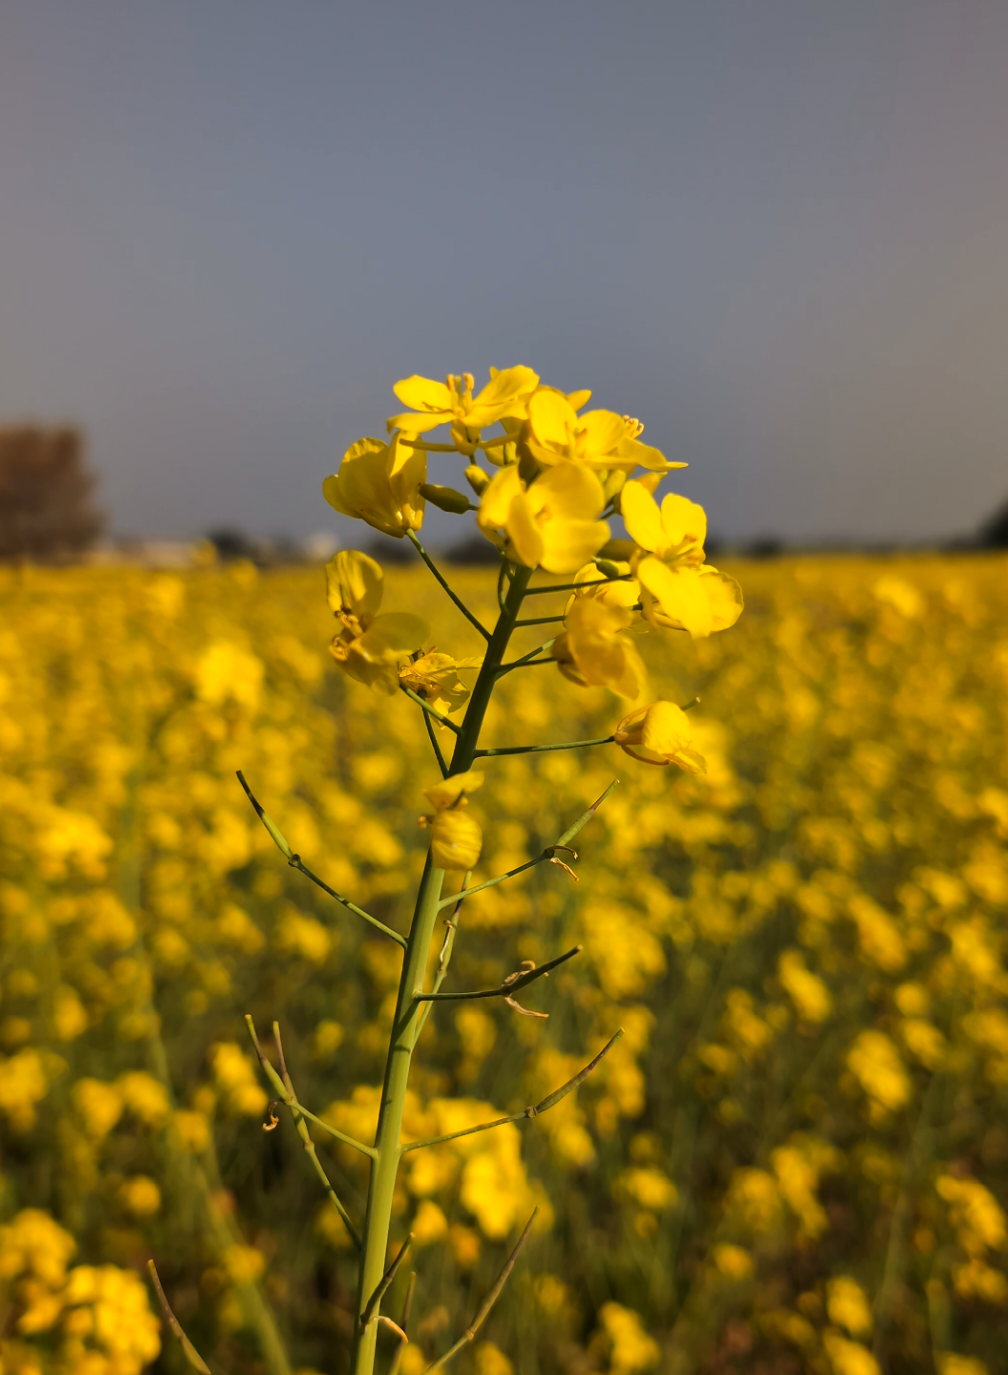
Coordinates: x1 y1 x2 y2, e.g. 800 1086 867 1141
2 0 1008 562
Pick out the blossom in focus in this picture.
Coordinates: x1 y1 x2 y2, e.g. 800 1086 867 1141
551 598 646 699
326 550 429 693
387 366 540 440
422 770 485 871
614 701 706 774
621 480 743 639
323 433 426 538
477 462 609 574
565 561 642 616
524 389 683 474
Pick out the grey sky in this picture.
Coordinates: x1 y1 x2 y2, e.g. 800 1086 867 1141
2 1 1006 547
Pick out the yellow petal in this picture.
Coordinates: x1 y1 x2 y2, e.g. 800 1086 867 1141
578 409 627 456
325 550 384 621
660 493 706 549
473 365 540 411
505 492 545 569
637 560 715 638
354 613 429 661
532 462 606 521
527 388 577 451
388 432 427 531
621 481 665 553
641 701 693 755
424 769 485 810
477 463 523 531
566 388 592 411
430 811 483 870
539 518 610 575
698 567 745 632
393 376 455 412
324 437 405 537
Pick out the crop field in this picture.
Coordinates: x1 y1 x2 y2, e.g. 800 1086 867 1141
0 553 1006 1375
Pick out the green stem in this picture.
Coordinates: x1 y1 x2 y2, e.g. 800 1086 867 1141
351 564 533 1375
475 735 615 757
399 685 461 734
513 614 566 626
407 530 491 640
420 708 449 776
496 638 556 676
523 574 633 596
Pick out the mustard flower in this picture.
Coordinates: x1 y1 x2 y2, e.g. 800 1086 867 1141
421 770 485 870
551 598 647 699
523 389 684 474
621 480 743 639
399 649 481 724
614 701 706 774
477 462 609 574
326 551 429 693
565 561 642 615
323 433 426 538
387 366 539 438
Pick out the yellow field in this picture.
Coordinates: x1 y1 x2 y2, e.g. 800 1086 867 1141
0 554 1006 1375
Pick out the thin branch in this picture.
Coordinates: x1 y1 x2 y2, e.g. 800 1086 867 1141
475 735 615 758
524 574 633 596
398 686 461 736
147 1261 212 1374
416 876 469 1037
387 1273 416 1375
401 1030 623 1153
513 614 567 627
438 782 617 908
407 530 491 640
423 1211 538 1374
246 1015 377 1163
496 638 557 676
237 772 406 948
416 946 581 1006
362 1234 413 1329
421 707 449 777
497 560 510 612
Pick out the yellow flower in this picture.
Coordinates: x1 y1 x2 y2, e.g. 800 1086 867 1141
326 550 429 693
477 462 609 573
551 598 646 699
524 389 682 473
621 480 743 639
565 561 642 615
422 770 485 871
323 433 426 538
614 701 706 774
387 366 539 439
399 650 481 724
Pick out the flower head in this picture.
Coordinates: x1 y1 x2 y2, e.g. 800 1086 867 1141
388 366 539 442
477 462 609 574
524 390 684 474
614 701 706 773
551 598 646 699
326 551 429 693
399 650 481 724
621 480 743 639
323 434 426 538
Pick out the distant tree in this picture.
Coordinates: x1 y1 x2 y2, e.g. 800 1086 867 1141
0 426 104 562
978 497 1008 548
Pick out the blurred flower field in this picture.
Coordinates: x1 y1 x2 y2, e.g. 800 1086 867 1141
0 553 1006 1375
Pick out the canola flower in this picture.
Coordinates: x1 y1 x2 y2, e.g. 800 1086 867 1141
0 383 1006 1375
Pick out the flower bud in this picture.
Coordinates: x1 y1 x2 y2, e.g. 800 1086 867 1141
419 483 472 515
614 701 706 774
430 810 483 870
464 465 492 496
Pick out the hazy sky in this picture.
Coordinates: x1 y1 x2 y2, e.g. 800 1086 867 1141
2 2 1007 546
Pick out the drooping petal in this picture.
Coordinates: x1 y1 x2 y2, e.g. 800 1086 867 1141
424 770 485 810
325 550 384 622
430 810 483 870
386 410 452 436
578 409 627 459
477 463 524 532
505 492 546 570
388 432 427 531
660 493 707 550
637 559 717 638
324 438 406 537
540 518 610 574
621 481 665 553
698 567 744 632
532 462 606 521
354 612 430 661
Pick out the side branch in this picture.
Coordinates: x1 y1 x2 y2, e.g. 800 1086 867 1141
416 945 581 1004
496 638 556 676
246 1015 377 1165
524 574 634 596
399 685 461 735
148 1261 212 1374
237 772 407 949
475 735 615 758
407 530 491 640
401 1029 624 1153
423 1211 538 1374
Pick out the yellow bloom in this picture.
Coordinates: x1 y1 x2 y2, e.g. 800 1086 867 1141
326 551 429 693
422 771 485 870
614 701 706 774
399 650 481 723
524 389 682 473
323 433 426 538
551 598 646 699
387 366 539 438
621 480 743 639
566 561 641 615
477 462 609 573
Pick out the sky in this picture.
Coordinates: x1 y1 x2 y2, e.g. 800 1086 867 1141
1 1 1007 548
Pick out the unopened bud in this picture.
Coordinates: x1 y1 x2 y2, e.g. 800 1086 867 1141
419 483 472 515
464 465 491 496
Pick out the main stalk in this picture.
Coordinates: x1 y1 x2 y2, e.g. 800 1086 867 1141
352 565 533 1375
